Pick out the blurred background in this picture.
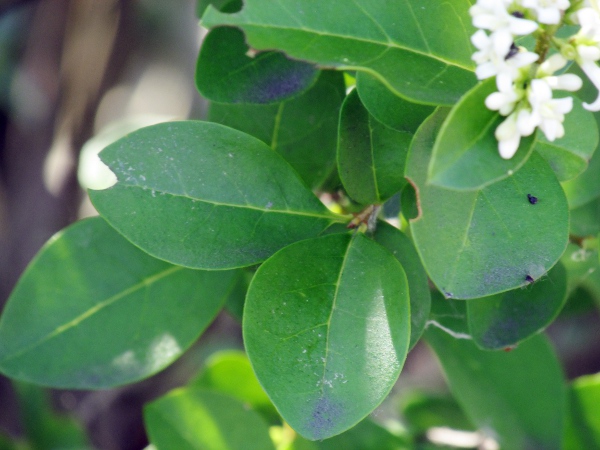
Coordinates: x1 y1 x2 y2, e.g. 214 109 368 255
0 1 600 449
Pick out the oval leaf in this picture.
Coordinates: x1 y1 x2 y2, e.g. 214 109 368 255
356 72 435 133
144 388 275 450
534 97 598 182
0 217 235 388
89 121 340 269
467 262 567 350
372 221 431 349
209 71 345 188
202 0 477 105
426 319 565 450
428 79 536 190
244 233 410 440
337 90 411 205
408 109 569 299
196 26 318 104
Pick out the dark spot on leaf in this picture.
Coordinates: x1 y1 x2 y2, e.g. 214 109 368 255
527 194 538 205
308 396 343 439
504 345 517 352
525 275 534 284
512 11 525 18
443 290 453 298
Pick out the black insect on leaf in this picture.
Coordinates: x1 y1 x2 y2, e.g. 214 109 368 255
527 194 538 205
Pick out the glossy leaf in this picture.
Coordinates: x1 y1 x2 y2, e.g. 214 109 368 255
534 97 598 182
426 318 565 450
192 350 279 422
0 217 235 388
428 79 535 190
89 121 340 270
407 109 569 299
355 72 434 133
144 388 275 450
209 71 344 188
337 90 410 205
202 0 477 105
564 373 600 449
372 221 431 349
196 27 318 104
467 262 567 350
244 233 410 440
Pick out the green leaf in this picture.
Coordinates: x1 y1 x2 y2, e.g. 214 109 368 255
244 233 410 440
401 391 475 436
562 144 600 209
89 121 340 270
534 97 598 182
315 419 411 450
564 373 600 449
355 72 435 133
0 217 234 388
428 79 536 190
407 109 569 299
560 243 600 304
224 270 253 322
192 350 279 422
197 0 242 18
570 197 600 238
426 319 565 450
196 27 318 104
144 388 275 450
372 221 431 349
202 0 477 105
467 262 567 350
209 71 345 188
337 89 411 205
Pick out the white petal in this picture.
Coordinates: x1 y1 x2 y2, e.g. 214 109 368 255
495 113 518 141
485 92 505 110
578 45 600 62
539 53 567 74
553 97 574 114
508 18 539 35
537 8 561 25
516 109 538 136
471 29 489 49
476 63 497 79
491 30 512 56
579 61 600 110
546 74 583 91
498 132 521 159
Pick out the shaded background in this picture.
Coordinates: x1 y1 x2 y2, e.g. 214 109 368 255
0 1 600 449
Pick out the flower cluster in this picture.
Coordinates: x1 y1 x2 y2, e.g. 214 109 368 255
470 0 600 159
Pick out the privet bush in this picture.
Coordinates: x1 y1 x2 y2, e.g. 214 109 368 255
1 1 600 448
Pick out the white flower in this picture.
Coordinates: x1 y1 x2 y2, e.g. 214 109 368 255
471 0 539 35
495 111 522 159
536 53 583 90
471 30 539 80
521 0 570 24
572 8 600 110
485 71 525 114
518 79 573 140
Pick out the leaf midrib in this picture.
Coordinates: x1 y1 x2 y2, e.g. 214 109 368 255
0 266 183 363
205 22 474 72
116 183 339 220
